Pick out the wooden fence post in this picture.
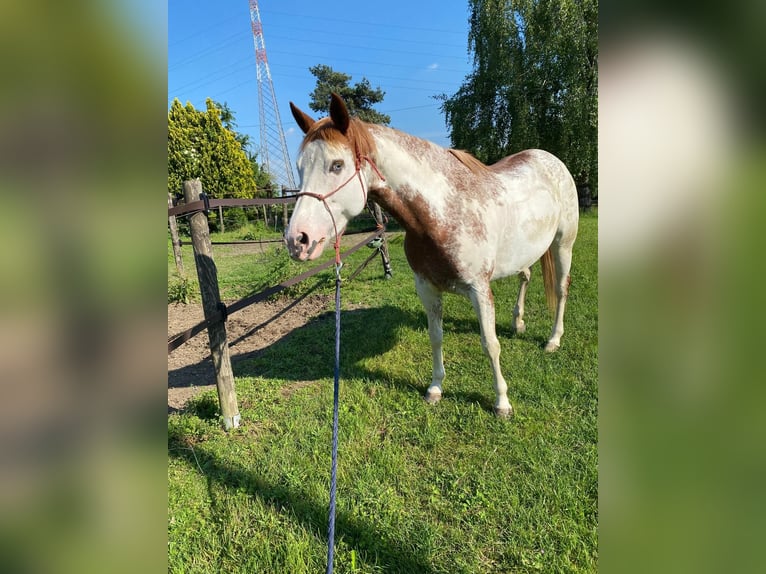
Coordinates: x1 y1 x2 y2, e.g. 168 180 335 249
282 189 289 230
183 179 240 430
168 193 184 276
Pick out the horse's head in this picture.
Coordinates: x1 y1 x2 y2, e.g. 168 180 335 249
286 93 378 261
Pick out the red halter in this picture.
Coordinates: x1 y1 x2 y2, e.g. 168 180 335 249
294 154 385 265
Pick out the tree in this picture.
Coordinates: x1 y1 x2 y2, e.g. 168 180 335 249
206 100 271 195
440 0 597 190
247 152 273 194
211 100 251 153
308 64 391 125
167 98 269 199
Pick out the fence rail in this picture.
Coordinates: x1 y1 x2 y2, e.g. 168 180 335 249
167 180 392 429
167 227 385 355
168 193 300 218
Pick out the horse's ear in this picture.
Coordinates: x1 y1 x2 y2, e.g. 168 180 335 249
290 102 315 134
329 93 350 134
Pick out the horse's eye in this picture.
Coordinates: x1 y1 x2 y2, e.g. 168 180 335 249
330 160 344 173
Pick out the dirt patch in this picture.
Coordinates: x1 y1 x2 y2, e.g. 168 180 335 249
168 231 393 413
167 294 331 412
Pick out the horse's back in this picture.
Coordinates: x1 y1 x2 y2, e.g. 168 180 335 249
491 149 579 228
484 149 578 277
491 149 575 193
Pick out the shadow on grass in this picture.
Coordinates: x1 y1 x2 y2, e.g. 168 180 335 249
168 430 438 574
167 303 561 570
169 302 548 415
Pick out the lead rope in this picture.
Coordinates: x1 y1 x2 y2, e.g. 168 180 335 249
327 255 342 574
295 152 384 574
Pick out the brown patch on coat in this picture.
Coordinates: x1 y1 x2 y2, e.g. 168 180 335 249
364 133 505 289
300 117 377 162
445 150 500 206
370 185 479 290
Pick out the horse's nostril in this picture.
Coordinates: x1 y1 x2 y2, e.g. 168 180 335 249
298 232 309 246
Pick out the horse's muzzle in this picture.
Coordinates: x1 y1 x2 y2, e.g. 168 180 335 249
285 230 325 261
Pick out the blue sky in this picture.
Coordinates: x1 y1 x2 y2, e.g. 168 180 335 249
168 0 474 181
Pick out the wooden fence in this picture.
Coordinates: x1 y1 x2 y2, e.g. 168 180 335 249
167 179 391 429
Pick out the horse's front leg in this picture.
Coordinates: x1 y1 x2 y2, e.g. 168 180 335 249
468 284 513 418
415 275 445 404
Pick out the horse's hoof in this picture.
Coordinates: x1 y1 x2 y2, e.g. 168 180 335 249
494 405 514 418
544 341 560 353
424 390 442 404
513 322 526 334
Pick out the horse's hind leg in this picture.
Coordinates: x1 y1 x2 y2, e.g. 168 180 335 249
415 275 446 404
545 236 575 352
512 268 531 334
468 284 513 417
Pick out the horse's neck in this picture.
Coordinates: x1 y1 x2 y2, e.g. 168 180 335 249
368 126 452 234
371 126 446 190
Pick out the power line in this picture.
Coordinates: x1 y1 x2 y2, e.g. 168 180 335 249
169 20 470 72
267 48 470 73
169 58 253 94
263 32 469 61
171 43 470 84
170 62 463 100
259 7 466 36
262 21 467 51
168 12 243 48
169 31 250 71
168 3 465 54
382 103 442 113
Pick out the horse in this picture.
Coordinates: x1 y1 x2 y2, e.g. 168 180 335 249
285 93 579 417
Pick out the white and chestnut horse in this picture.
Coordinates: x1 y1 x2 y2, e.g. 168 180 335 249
286 93 579 417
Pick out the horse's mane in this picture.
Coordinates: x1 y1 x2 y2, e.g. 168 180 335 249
300 118 489 178
300 117 377 160
448 148 490 175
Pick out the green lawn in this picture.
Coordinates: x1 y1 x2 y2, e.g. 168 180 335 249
168 211 598 573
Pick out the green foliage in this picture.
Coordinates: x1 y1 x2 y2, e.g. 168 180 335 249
167 98 271 198
239 220 272 240
223 206 248 231
168 274 194 304
308 64 391 125
441 0 597 190
249 152 274 195
185 391 220 420
211 100 251 152
206 207 250 233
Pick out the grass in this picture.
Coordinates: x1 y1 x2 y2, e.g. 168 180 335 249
168 211 598 573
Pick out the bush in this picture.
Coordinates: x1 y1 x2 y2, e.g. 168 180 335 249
168 275 194 304
223 207 248 231
238 220 273 240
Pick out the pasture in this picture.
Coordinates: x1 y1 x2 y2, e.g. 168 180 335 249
168 211 597 573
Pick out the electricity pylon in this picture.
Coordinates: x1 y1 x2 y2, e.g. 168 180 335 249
248 0 296 191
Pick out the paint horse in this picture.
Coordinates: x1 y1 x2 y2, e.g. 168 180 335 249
286 94 579 417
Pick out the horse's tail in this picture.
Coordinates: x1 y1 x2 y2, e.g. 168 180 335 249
541 248 557 316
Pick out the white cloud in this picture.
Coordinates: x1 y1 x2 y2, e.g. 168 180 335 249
427 63 439 71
